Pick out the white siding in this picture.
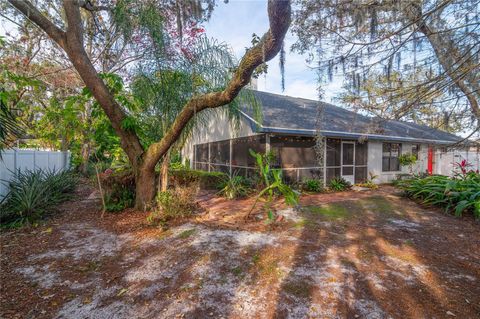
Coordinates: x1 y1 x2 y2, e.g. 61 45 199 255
367 141 479 183
367 141 430 183
181 108 254 166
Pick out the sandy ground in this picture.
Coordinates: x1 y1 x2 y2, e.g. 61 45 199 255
1 185 479 319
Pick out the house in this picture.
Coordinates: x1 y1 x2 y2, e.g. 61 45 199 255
181 90 468 184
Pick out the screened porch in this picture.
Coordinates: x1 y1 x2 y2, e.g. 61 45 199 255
193 134 368 184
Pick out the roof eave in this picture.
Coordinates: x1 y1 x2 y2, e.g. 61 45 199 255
240 110 461 145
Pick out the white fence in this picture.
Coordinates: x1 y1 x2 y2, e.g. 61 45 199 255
0 149 71 199
434 150 480 176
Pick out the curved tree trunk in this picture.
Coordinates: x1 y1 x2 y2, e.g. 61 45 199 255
160 151 170 193
7 0 292 211
135 167 157 211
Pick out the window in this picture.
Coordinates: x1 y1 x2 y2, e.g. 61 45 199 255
382 143 401 171
412 144 420 159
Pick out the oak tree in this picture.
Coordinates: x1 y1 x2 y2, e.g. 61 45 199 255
6 0 291 209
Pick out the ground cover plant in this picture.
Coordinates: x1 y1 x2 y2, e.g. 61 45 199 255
302 178 323 193
398 170 480 219
328 176 351 192
0 169 77 227
218 174 252 199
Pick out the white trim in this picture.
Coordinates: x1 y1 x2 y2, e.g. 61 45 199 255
239 110 459 144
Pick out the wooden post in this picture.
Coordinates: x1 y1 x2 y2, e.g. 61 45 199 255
229 139 233 177
208 142 211 172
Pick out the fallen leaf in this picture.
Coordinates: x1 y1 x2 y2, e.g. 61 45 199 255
117 288 128 297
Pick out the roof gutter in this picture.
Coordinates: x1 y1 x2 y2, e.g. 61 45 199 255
239 110 461 145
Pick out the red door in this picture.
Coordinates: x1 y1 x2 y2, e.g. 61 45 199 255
427 146 434 175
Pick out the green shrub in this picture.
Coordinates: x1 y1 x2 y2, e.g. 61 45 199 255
169 168 227 189
397 172 480 219
104 187 135 212
328 176 351 192
0 169 78 227
218 175 251 199
302 179 323 192
147 183 199 224
100 169 135 212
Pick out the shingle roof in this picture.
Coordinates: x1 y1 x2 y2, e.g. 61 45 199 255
241 90 462 144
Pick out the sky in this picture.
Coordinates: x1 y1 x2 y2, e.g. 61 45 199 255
203 0 344 103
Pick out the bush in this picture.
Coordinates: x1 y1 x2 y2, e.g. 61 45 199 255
99 169 135 212
0 169 78 227
148 183 199 224
218 175 252 199
169 169 227 189
328 176 351 192
397 172 480 219
302 179 323 192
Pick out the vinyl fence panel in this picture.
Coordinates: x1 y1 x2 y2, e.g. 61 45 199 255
0 149 71 199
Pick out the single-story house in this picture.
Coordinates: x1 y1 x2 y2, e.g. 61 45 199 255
182 90 468 184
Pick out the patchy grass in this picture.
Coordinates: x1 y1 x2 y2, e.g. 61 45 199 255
303 203 350 219
178 228 196 239
360 196 398 215
230 266 243 277
292 218 316 229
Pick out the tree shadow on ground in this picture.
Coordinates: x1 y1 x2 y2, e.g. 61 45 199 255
272 194 480 318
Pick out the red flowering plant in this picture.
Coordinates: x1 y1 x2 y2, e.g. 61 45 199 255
453 159 478 179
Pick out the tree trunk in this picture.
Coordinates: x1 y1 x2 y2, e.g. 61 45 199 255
7 0 292 211
79 141 90 176
135 167 157 211
161 151 170 192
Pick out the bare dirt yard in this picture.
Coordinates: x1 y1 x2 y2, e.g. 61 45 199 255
1 185 479 319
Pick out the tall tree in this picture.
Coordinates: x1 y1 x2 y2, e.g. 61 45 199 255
293 0 480 136
6 0 291 209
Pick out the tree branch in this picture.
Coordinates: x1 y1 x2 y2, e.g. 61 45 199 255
7 0 66 48
142 0 292 170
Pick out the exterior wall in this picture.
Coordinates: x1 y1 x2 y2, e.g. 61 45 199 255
181 108 255 167
368 141 430 183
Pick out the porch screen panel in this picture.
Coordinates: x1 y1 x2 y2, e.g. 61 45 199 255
355 142 368 165
210 140 229 164
298 168 323 180
354 142 368 183
326 139 341 167
197 143 209 163
326 167 341 183
231 135 265 167
270 136 317 168
194 143 209 170
325 138 342 183
210 140 230 173
355 167 367 183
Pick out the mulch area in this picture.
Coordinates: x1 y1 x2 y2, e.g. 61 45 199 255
1 183 479 318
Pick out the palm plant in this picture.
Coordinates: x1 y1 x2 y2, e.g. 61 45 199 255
131 36 261 191
247 150 299 220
